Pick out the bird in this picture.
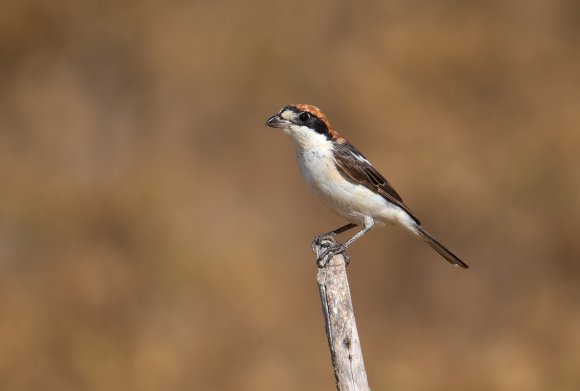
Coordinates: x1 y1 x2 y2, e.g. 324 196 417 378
265 103 469 269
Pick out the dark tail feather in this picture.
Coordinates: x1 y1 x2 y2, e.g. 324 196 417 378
416 227 469 269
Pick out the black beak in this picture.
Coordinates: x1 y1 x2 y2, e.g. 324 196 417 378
265 115 288 128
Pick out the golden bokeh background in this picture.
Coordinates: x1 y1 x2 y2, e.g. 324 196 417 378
1 1 579 390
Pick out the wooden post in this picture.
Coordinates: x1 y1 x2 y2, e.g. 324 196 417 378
313 237 371 391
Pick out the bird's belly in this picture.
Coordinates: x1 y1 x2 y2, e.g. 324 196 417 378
297 150 389 225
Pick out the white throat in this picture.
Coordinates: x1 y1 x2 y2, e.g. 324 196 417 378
283 124 331 152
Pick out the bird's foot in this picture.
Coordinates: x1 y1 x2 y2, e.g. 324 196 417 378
315 242 349 268
311 233 337 253
312 234 350 267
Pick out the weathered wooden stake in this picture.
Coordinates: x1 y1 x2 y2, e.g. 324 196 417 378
313 238 371 391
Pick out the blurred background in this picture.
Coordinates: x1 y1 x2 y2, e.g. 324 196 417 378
1 1 579 390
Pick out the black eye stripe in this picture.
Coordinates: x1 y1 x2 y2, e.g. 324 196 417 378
309 117 329 135
280 105 330 137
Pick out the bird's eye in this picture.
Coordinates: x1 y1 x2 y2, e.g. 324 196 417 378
299 112 310 122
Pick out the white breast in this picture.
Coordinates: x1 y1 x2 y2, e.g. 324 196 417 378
286 124 416 230
294 145 390 226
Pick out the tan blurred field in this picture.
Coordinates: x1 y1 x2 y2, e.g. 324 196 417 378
1 1 580 390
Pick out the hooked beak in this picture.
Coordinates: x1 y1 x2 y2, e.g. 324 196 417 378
265 114 289 128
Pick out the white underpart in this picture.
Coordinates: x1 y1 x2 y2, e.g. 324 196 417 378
283 121 418 233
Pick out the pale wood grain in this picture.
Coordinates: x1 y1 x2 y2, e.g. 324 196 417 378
313 238 371 391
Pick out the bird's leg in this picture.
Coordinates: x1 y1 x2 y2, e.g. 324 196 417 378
312 223 357 250
315 221 374 268
343 221 374 249
312 223 357 268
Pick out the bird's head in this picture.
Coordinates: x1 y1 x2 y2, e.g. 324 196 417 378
266 104 342 148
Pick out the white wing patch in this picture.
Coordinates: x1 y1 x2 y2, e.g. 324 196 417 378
350 149 370 164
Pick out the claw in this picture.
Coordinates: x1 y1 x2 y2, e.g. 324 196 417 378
311 234 336 253
343 252 351 267
316 243 346 268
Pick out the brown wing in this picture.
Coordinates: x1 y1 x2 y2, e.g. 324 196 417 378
332 141 421 225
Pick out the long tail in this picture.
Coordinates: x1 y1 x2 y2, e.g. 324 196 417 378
416 226 469 269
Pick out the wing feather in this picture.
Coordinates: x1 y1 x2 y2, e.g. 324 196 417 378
332 141 421 225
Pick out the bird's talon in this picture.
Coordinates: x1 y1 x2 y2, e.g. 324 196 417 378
316 244 346 268
311 234 336 253
316 255 328 268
